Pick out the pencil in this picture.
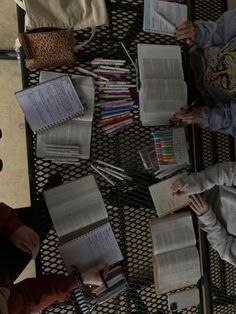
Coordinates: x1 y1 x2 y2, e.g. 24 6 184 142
90 164 116 186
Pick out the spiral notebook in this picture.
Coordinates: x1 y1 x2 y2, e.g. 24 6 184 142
43 175 123 273
15 76 84 133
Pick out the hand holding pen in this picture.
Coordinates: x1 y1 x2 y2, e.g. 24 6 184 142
170 101 201 126
171 179 189 196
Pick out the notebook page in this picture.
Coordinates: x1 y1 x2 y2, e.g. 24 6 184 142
15 76 84 133
144 0 187 36
150 211 196 255
149 173 189 217
59 222 123 273
36 119 92 160
43 175 108 238
39 71 95 122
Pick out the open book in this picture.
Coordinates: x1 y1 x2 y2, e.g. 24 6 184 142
137 44 187 126
15 75 84 133
149 173 189 217
150 211 201 294
36 71 95 160
143 0 187 36
43 175 123 273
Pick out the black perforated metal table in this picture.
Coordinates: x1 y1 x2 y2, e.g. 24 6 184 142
17 1 236 313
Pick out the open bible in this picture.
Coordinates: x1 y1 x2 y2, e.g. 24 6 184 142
137 44 187 126
150 211 201 294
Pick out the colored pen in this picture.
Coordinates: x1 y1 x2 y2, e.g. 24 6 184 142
76 66 109 81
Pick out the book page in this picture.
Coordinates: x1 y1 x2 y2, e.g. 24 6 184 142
143 0 187 36
43 175 108 238
154 247 201 293
58 222 123 273
143 79 187 102
137 44 184 81
15 76 84 133
150 211 196 255
149 173 189 217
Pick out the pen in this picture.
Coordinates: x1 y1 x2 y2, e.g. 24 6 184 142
99 270 109 289
99 66 130 72
179 183 189 192
96 160 125 172
90 164 116 186
97 166 125 181
120 42 138 72
76 66 109 81
155 11 176 31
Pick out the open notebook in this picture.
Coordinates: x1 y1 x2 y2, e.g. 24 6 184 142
149 173 189 217
36 71 95 160
150 211 201 294
15 75 84 133
137 44 187 126
43 175 123 273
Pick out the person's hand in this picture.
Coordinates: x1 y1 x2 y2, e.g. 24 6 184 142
171 179 188 196
176 21 196 47
0 287 10 314
171 107 201 126
9 226 40 259
189 194 209 216
82 263 109 286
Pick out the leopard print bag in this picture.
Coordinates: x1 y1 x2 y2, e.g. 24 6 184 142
18 28 77 70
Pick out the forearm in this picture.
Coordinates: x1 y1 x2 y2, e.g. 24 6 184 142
0 203 23 236
198 209 236 265
197 103 236 137
8 274 78 313
184 162 236 194
194 9 236 48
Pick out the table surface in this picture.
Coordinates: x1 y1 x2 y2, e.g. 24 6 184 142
17 1 236 314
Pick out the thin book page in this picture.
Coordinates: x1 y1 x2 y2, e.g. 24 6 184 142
58 222 123 273
154 246 201 293
15 76 84 133
43 175 108 238
150 211 196 255
142 79 187 102
149 173 189 217
143 0 187 36
137 44 184 81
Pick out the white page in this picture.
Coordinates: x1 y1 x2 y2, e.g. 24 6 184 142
156 246 201 291
36 119 92 160
173 128 190 166
43 175 108 238
150 211 196 255
15 76 84 133
149 173 189 217
137 44 184 81
59 222 123 273
144 0 187 36
40 71 95 121
142 79 187 101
